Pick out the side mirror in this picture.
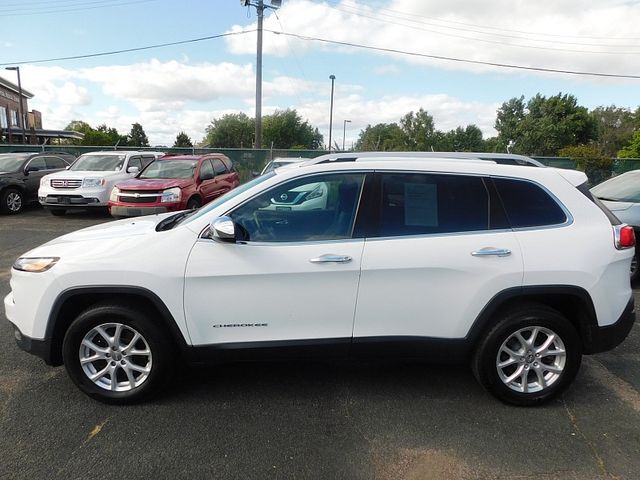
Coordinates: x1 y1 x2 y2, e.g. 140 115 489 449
251 171 261 178
210 216 236 242
127 166 140 174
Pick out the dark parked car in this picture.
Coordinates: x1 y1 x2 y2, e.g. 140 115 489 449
591 170 640 279
0 152 75 214
109 154 240 217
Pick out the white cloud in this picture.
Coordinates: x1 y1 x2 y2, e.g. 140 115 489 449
226 0 640 80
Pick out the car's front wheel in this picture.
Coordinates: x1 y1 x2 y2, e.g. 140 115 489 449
62 303 175 404
472 303 581 406
1 188 24 214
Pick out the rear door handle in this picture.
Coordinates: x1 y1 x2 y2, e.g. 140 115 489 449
309 254 352 264
471 248 512 257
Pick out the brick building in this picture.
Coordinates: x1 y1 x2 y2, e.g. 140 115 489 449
0 75 35 142
0 74 82 144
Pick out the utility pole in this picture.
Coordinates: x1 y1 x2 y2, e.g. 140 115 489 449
255 0 264 149
241 0 282 149
328 74 335 152
342 119 351 151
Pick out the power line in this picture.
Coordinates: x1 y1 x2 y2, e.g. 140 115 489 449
319 0 640 42
0 30 256 66
319 2 640 54
0 0 157 17
265 29 640 79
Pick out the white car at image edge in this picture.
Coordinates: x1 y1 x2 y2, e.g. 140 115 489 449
4 152 636 405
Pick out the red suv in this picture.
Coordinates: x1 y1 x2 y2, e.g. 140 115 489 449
109 154 240 217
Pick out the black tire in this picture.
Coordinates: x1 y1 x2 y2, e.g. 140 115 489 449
49 208 67 216
62 302 175 404
186 196 201 210
1 188 25 214
630 252 639 282
472 303 582 406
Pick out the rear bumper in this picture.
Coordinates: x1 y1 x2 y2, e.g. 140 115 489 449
583 296 636 354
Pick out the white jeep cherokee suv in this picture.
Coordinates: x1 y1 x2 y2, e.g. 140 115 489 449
38 150 163 215
5 154 636 405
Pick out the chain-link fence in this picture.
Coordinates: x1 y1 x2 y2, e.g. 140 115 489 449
2 145 639 184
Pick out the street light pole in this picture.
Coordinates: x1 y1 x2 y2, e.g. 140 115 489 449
328 74 335 152
342 119 351 151
5 67 25 144
255 0 264 149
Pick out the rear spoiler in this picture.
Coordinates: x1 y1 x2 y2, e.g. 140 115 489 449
553 168 588 187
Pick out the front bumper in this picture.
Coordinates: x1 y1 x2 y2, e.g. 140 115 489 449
9 322 54 365
110 205 171 217
583 296 636 354
40 195 105 207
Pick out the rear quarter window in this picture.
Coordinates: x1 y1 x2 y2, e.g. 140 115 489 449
493 177 567 228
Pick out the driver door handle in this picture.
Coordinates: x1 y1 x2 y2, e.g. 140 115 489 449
309 254 352 264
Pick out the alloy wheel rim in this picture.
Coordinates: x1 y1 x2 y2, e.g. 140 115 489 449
496 326 566 394
79 323 152 392
7 192 22 211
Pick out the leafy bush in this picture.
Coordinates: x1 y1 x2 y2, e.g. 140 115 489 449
559 145 613 185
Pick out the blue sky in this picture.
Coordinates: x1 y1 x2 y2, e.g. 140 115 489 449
1 0 639 147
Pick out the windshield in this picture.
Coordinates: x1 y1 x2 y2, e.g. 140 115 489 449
0 154 28 173
591 171 640 203
140 160 197 179
70 154 125 172
180 172 276 226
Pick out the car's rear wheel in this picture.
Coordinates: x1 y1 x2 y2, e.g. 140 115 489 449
472 303 581 406
1 188 24 214
49 208 66 216
62 303 175 404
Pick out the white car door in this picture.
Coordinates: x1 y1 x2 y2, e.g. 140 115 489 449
352 172 524 350
184 171 369 353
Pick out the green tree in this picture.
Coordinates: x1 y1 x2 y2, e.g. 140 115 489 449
441 125 485 152
128 123 149 147
262 109 323 149
618 130 640 158
591 106 637 157
399 108 435 150
355 123 406 151
64 120 125 146
495 93 596 156
205 113 254 148
173 131 193 148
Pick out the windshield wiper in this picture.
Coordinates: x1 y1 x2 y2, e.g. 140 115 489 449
596 196 621 202
156 211 192 231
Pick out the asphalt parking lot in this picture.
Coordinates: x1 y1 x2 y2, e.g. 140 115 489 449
1 206 640 480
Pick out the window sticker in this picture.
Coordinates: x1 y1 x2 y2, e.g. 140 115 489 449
404 183 438 226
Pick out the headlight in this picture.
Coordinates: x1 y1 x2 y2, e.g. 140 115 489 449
161 187 181 203
40 177 48 187
110 187 120 202
82 178 105 188
13 257 59 273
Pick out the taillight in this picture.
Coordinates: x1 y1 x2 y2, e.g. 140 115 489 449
614 225 636 249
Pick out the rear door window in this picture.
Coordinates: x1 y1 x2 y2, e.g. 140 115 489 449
44 156 67 170
493 177 567 228
374 173 489 237
212 158 227 175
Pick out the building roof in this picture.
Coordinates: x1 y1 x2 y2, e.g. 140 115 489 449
0 76 34 99
1 128 84 140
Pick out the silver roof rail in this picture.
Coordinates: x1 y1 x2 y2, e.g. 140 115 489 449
304 151 544 167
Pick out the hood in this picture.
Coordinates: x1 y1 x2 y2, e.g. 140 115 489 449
116 178 193 191
43 213 175 247
46 169 122 179
600 200 635 212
